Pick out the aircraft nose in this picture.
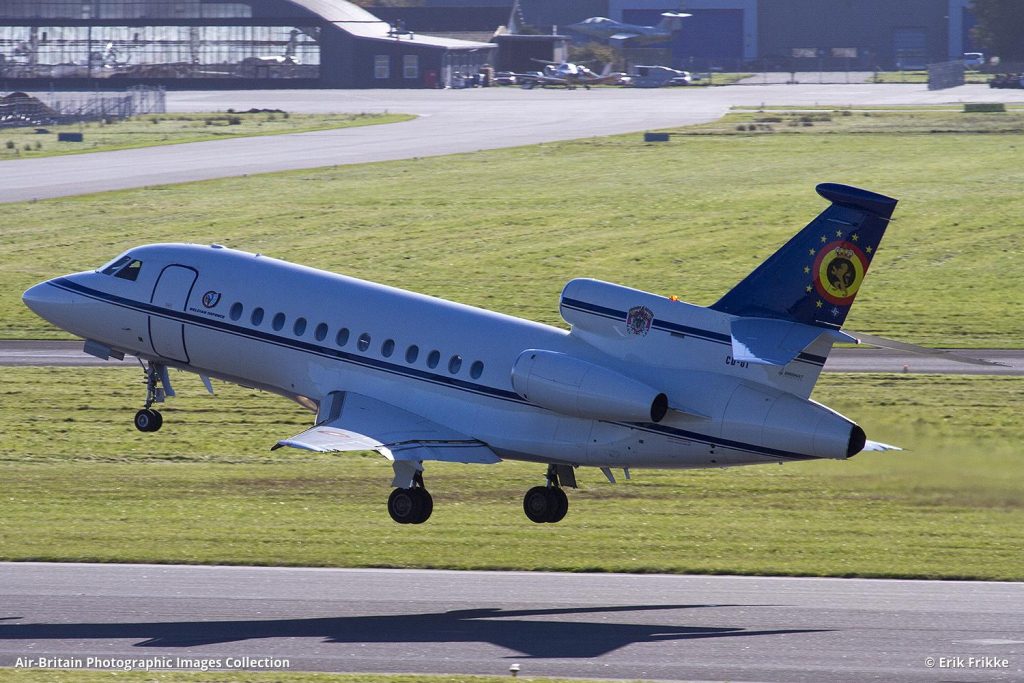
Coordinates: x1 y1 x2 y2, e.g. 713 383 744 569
22 280 74 325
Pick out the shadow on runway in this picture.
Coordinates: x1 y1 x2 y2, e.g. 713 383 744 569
0 604 827 658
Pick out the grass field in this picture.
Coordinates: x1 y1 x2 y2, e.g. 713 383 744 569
870 70 992 84
1 106 1022 580
0 366 1020 580
0 111 414 160
3 108 1023 347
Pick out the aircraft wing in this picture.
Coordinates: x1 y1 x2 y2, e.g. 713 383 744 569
515 73 567 86
273 392 501 464
610 32 640 41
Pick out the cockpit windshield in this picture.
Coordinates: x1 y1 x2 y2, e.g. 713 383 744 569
99 255 143 281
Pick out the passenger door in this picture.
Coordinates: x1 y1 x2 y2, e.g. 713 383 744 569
149 265 197 364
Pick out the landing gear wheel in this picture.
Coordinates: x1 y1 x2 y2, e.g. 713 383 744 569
524 486 557 523
134 408 162 432
413 487 433 524
546 487 568 523
388 487 433 524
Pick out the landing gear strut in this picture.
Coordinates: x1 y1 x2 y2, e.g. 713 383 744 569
134 361 166 432
388 471 433 524
523 464 569 524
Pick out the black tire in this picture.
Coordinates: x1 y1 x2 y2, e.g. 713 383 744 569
546 487 568 523
523 486 553 523
149 409 163 432
410 488 433 524
134 409 156 432
388 487 422 524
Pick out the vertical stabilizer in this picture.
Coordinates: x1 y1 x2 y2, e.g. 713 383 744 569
710 183 897 329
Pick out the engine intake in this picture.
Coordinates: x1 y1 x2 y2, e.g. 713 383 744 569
511 349 668 423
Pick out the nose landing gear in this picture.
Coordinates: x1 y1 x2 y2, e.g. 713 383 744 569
134 361 171 432
134 408 163 432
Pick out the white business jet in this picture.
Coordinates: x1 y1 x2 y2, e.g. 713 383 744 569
24 183 905 525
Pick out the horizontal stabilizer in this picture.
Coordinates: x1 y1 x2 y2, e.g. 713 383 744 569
274 392 501 464
730 317 856 366
849 331 1008 367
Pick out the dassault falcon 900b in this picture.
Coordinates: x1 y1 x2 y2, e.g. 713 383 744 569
24 183 904 525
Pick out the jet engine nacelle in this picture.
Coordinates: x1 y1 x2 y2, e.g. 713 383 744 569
722 383 867 460
511 349 668 423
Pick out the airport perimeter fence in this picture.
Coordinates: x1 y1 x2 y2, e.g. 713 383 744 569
0 86 166 129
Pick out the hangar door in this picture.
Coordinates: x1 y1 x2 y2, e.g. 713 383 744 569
149 265 197 364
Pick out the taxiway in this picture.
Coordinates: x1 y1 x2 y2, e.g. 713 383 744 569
2 84 1022 203
2 340 1021 375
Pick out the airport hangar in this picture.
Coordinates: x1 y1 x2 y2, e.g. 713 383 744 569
482 0 979 72
0 0 496 89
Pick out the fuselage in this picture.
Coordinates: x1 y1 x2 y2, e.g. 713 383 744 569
24 243 863 469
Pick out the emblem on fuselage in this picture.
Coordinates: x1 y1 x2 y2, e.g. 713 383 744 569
625 305 654 336
201 290 222 308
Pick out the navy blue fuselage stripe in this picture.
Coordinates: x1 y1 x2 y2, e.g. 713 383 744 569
51 278 821 461
560 297 829 366
52 277 522 402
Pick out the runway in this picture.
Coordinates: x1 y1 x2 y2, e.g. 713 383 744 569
3 340 1022 375
0 563 1020 682
2 84 1023 203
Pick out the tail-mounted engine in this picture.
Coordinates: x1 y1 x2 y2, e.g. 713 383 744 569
511 349 668 423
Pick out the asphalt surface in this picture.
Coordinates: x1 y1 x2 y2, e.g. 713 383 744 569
2 340 1021 375
0 563 1020 682
2 83 1023 203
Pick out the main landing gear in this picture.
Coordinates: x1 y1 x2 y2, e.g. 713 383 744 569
523 464 569 524
388 471 433 525
134 361 169 432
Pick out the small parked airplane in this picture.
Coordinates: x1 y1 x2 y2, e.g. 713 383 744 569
514 60 622 89
568 12 691 45
27 184 921 525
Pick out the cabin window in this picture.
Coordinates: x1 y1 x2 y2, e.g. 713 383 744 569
382 339 395 357
336 328 350 347
426 350 440 369
293 317 307 336
448 355 462 374
272 312 286 331
113 259 143 281
405 345 419 363
100 255 131 275
251 307 264 326
314 323 329 341
229 302 243 321
357 333 371 351
470 360 484 379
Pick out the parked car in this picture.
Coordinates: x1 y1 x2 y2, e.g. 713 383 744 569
963 52 985 68
628 65 692 88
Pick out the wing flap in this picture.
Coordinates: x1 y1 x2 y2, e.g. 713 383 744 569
274 392 501 465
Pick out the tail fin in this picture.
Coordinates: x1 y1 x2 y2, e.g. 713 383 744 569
657 12 691 31
710 183 897 329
